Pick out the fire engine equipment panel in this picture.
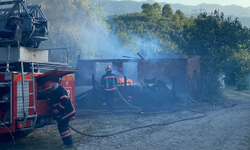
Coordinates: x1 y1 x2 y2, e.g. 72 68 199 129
0 82 11 125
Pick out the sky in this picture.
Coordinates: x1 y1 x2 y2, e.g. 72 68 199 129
133 0 250 7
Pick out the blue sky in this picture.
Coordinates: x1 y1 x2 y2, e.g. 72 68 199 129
132 0 250 7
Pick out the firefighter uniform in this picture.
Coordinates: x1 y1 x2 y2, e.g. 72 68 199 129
49 85 75 147
100 71 117 111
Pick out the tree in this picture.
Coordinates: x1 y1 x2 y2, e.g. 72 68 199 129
141 3 161 20
162 4 173 18
109 4 250 94
224 48 250 90
175 9 185 20
174 11 250 94
153 3 162 13
26 0 108 62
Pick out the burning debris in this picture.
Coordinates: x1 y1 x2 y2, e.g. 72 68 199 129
118 77 133 86
75 55 200 111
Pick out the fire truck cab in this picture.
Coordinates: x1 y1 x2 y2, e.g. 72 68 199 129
0 42 76 134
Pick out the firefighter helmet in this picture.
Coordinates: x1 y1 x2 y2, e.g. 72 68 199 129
105 65 112 72
42 81 56 91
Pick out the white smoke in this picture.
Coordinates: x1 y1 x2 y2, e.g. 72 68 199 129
79 23 133 59
78 3 174 60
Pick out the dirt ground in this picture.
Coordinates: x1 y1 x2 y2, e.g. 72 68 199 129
2 87 250 150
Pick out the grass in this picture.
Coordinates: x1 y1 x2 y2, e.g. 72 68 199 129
2 86 250 150
223 85 250 100
1 125 64 150
240 135 250 150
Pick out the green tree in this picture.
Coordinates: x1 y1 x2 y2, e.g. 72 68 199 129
162 4 173 18
224 48 250 90
109 4 250 94
141 3 161 20
152 3 162 13
27 0 107 62
175 11 250 94
175 9 185 20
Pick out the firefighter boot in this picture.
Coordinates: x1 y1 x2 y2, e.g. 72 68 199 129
61 135 73 149
61 144 73 149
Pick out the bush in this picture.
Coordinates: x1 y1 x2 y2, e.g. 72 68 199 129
235 74 249 90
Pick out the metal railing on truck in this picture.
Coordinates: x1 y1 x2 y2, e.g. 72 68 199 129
0 40 70 130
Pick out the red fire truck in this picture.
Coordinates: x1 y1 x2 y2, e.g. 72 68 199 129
0 46 76 135
0 0 76 136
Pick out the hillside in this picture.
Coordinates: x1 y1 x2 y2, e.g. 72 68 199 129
100 0 250 27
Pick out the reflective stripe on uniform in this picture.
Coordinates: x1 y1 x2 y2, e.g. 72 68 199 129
61 132 71 138
59 103 65 109
104 76 116 79
62 105 75 120
54 103 65 109
60 95 69 99
104 88 116 91
60 130 70 136
53 103 60 107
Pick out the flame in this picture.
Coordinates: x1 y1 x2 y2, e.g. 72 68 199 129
118 77 133 86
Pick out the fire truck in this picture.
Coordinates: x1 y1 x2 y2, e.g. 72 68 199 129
0 0 76 135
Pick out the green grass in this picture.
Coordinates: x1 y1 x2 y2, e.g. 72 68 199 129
1 124 79 150
223 85 250 100
240 135 250 150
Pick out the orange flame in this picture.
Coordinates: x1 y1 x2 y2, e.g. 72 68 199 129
118 77 133 86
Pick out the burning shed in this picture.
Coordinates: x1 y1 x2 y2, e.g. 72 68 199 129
76 55 200 110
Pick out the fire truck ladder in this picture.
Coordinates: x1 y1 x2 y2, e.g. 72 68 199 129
20 61 37 130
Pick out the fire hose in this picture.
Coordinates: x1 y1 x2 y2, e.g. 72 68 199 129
76 87 142 112
69 110 206 137
70 87 217 138
115 87 142 111
70 87 207 137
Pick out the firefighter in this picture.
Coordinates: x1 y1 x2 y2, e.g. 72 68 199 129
42 81 75 149
100 65 117 111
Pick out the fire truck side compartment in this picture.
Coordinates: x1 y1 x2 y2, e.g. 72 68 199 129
0 70 76 133
35 70 76 128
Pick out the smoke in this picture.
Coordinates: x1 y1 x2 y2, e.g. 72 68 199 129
129 35 162 59
78 2 174 60
24 0 176 62
77 7 177 84
77 1 180 88
80 23 175 59
123 62 138 82
74 2 193 108
218 73 226 90
80 25 132 59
